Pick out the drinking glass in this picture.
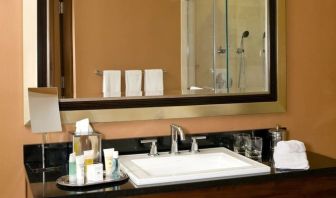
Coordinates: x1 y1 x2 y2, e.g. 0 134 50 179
233 133 251 155
245 137 263 161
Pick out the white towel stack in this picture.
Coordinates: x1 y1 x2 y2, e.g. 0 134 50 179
144 69 164 96
125 70 142 97
273 140 309 170
102 70 121 97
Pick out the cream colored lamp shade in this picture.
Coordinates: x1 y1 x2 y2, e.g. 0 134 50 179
28 87 62 133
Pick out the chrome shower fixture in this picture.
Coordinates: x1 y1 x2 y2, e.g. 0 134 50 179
242 31 250 38
237 31 250 54
237 31 250 90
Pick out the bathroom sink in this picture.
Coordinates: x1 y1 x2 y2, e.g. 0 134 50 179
119 147 270 186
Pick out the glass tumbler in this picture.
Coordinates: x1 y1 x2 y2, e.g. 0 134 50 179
245 137 263 162
233 133 251 155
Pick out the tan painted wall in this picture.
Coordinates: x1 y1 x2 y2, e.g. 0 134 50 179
74 0 181 98
1 0 336 197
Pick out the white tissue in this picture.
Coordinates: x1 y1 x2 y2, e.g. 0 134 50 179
75 118 94 135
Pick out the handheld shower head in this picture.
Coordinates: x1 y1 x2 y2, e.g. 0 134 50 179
237 31 250 54
242 31 249 38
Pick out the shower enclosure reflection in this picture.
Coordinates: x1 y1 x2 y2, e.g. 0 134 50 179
182 0 268 95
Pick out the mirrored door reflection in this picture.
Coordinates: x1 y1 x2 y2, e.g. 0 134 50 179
49 0 74 98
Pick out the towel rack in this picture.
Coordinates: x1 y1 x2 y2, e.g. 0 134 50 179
95 69 167 77
95 70 104 76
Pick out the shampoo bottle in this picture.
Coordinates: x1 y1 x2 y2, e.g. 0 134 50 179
112 151 120 179
68 153 76 184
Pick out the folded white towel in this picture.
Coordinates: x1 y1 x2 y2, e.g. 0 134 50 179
189 86 203 90
275 140 306 154
103 70 121 97
273 140 309 170
125 70 142 97
274 152 309 170
144 69 164 96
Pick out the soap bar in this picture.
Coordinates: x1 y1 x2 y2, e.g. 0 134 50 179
86 163 103 183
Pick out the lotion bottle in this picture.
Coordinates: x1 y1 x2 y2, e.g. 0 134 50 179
103 148 114 178
76 155 85 185
83 150 94 176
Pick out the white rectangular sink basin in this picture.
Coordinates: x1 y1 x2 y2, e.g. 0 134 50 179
120 147 270 186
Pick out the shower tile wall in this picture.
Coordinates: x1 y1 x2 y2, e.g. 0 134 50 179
228 0 266 93
185 0 267 93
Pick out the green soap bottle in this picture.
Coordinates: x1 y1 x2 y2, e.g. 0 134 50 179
112 151 120 180
69 153 76 184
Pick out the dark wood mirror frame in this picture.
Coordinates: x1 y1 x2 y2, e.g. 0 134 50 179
37 0 277 111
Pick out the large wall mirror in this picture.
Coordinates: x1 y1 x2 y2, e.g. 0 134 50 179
24 0 286 123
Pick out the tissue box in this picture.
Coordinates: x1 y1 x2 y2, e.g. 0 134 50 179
71 132 102 163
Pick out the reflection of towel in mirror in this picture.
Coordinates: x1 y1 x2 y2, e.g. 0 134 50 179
103 70 121 97
144 69 164 96
273 140 309 170
125 70 142 96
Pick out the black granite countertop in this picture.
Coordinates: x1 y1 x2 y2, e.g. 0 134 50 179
24 129 336 198
25 152 336 198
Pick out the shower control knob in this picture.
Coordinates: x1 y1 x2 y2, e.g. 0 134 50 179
217 46 226 54
237 48 245 54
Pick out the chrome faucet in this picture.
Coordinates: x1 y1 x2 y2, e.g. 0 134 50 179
170 124 186 154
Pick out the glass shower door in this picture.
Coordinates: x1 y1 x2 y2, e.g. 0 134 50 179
213 0 229 94
183 0 228 94
193 0 215 92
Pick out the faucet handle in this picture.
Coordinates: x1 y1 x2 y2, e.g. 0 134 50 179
190 136 206 153
140 139 159 156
